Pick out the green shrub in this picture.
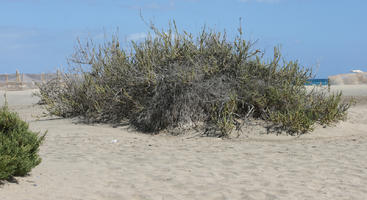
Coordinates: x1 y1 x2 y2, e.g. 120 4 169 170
36 20 352 136
0 97 46 181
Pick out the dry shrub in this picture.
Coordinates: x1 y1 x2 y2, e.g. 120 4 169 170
36 21 352 137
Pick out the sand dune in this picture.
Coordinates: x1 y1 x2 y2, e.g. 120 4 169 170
0 87 366 200
329 72 367 85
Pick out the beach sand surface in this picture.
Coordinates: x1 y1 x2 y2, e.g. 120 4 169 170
0 86 367 200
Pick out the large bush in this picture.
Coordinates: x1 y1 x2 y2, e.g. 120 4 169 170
0 98 46 181
36 21 351 137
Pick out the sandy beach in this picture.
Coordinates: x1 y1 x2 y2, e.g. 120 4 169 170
0 85 367 200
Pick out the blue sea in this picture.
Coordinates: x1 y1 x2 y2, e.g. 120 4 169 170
305 79 329 86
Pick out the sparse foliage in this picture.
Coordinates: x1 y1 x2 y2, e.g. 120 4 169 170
36 21 352 137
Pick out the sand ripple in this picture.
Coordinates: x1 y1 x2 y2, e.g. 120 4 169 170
0 90 367 200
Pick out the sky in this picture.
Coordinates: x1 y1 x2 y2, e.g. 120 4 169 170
1 0 366 78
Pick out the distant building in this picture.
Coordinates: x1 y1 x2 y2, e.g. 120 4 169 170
329 71 367 85
351 70 364 73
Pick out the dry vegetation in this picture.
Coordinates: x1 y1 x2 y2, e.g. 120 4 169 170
35 21 351 137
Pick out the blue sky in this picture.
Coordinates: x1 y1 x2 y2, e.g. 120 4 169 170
1 0 366 78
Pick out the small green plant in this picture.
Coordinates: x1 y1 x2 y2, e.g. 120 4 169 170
206 94 238 137
0 94 46 181
36 20 352 137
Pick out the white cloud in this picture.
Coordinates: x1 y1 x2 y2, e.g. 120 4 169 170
0 27 38 40
0 27 40 53
7 43 38 50
127 32 147 41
